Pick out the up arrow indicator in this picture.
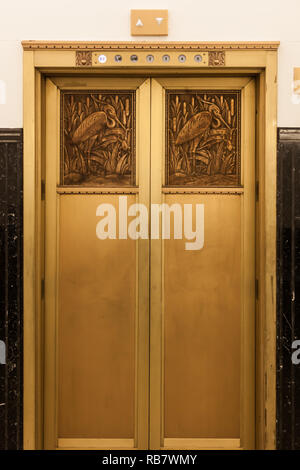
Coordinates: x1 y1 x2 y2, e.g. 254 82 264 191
136 18 143 27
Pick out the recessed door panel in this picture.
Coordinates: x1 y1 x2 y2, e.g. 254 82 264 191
58 195 136 438
164 194 241 439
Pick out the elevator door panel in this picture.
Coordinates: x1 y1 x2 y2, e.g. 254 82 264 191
44 77 150 450
150 78 255 450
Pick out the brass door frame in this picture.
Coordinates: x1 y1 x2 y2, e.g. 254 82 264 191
22 41 279 450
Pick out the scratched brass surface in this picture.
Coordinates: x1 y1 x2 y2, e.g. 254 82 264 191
163 194 241 438
58 195 136 438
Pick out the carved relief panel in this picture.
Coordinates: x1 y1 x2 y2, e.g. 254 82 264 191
61 90 136 186
165 90 241 187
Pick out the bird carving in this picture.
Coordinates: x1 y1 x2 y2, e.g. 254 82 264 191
175 99 230 174
72 105 117 144
70 103 128 180
175 111 212 146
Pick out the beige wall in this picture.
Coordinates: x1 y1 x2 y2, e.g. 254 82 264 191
0 0 299 127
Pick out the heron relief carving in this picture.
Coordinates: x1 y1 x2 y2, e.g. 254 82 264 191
166 91 241 186
61 91 135 186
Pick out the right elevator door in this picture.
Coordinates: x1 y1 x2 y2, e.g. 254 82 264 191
149 77 256 450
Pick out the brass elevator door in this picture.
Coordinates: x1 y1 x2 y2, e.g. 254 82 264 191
44 76 256 450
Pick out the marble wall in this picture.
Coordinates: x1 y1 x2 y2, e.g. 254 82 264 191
0 129 23 450
277 128 300 449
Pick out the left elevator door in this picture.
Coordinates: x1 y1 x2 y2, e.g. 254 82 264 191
44 77 151 450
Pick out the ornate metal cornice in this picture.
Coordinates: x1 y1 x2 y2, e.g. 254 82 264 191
22 41 280 51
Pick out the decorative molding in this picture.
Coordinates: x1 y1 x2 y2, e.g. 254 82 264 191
278 128 300 142
0 129 23 142
208 51 225 67
22 41 280 51
162 189 243 195
75 51 92 67
57 189 139 195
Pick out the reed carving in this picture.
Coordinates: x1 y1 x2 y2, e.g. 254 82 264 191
61 91 135 186
166 90 241 187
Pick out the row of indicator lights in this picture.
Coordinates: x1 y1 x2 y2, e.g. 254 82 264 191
97 54 204 64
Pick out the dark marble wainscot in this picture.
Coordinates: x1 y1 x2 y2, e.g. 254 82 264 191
277 128 300 450
0 129 23 450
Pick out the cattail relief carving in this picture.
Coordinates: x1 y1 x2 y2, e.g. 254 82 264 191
166 90 241 187
61 90 135 186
